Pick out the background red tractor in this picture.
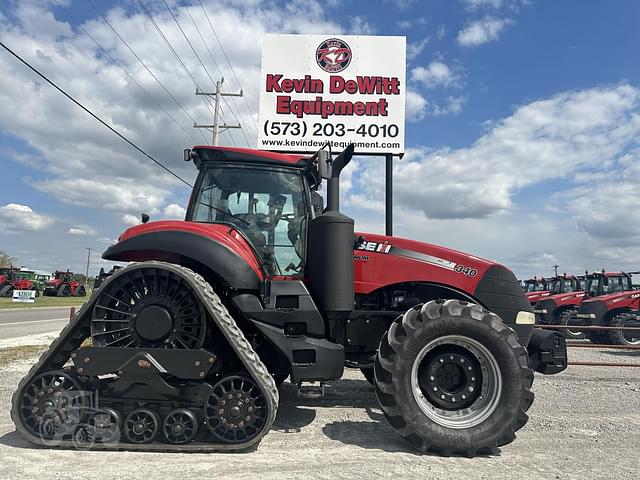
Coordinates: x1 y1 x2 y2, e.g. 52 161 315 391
523 277 553 305
43 270 86 297
572 271 640 345
12 144 567 456
533 274 586 338
0 265 40 297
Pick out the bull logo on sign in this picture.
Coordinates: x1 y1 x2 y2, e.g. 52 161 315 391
316 38 352 73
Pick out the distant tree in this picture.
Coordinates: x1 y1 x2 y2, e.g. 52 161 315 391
0 250 17 266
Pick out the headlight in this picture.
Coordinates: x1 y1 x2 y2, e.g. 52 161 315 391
576 313 596 319
515 311 536 324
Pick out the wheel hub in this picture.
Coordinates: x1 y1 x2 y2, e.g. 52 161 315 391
420 349 481 410
134 304 174 341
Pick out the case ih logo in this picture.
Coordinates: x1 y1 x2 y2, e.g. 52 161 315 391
316 38 352 73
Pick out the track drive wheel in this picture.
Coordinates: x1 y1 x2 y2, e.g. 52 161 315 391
205 375 269 444
374 300 534 456
608 312 640 346
558 309 585 340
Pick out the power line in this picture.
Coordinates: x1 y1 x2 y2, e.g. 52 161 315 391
134 0 214 117
52 0 202 145
86 0 208 143
160 0 251 148
197 0 260 138
0 40 193 188
184 3 259 142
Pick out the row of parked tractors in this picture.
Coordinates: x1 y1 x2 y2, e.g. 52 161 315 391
521 271 640 346
0 266 87 298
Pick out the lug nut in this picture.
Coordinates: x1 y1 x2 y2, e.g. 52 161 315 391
468 386 474 393
194 361 201 367
208 357 215 364
83 357 90 363
199 372 205 378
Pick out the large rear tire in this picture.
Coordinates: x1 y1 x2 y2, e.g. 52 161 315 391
375 299 534 456
608 312 640 346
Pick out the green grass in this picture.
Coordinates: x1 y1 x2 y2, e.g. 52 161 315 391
0 344 47 365
0 295 90 309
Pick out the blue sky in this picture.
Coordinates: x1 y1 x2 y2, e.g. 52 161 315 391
0 0 639 278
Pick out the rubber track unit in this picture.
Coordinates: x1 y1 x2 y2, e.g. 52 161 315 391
374 299 534 457
10 261 279 452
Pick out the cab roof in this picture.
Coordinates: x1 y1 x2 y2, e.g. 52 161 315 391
192 146 309 168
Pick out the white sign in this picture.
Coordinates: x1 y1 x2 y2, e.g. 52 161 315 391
258 34 406 155
12 289 36 303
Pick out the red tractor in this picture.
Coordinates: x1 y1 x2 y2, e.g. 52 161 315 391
12 145 567 456
533 274 586 339
0 265 40 297
522 277 553 305
573 270 640 345
43 270 86 297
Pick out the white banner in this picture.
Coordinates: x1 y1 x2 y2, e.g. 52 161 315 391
12 289 36 303
258 34 406 155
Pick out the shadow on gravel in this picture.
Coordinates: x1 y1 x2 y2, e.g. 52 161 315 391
321 419 419 454
602 350 640 357
277 378 379 409
273 403 317 432
0 431 34 449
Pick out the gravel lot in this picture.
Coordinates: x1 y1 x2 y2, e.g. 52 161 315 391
0 345 638 479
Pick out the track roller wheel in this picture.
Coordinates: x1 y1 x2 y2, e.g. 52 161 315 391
375 300 534 456
608 312 640 346
205 375 269 444
163 408 198 444
90 407 122 443
72 423 96 449
18 371 87 439
124 409 160 444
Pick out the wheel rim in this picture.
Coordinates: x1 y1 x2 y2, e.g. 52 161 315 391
620 317 640 345
124 409 159 443
19 371 87 438
561 312 583 338
89 407 122 443
91 267 206 349
163 408 198 444
205 375 268 443
410 335 502 429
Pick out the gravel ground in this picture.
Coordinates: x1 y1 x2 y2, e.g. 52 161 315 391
0 345 638 480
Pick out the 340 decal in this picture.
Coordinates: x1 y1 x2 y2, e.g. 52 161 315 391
454 265 478 277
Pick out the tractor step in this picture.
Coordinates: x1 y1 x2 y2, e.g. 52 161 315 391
297 382 328 399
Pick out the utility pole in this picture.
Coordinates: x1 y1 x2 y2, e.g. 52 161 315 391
85 247 92 288
194 78 243 145
553 264 559 277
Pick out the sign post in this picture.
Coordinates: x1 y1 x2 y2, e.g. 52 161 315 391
257 34 406 236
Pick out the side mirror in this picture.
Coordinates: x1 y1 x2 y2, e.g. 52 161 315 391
316 150 331 179
141 213 150 224
183 149 191 162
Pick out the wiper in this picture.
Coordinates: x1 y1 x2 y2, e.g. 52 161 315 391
197 201 250 226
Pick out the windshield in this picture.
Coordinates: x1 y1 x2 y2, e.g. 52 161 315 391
602 275 632 294
525 281 546 293
191 165 308 276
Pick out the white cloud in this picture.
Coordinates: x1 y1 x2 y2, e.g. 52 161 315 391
350 85 640 220
163 203 186 219
0 203 54 231
349 16 375 35
407 37 429 60
411 61 460 89
67 225 96 236
463 0 504 8
457 17 511 47
405 90 428 121
432 96 466 116
96 236 116 244
122 214 141 227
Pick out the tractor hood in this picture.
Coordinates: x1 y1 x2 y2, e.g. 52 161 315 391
526 291 552 303
540 291 586 306
581 290 640 307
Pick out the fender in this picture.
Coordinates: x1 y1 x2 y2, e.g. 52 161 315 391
103 226 263 290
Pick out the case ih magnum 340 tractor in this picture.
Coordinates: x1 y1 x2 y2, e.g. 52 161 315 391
0 266 41 297
11 145 567 456
522 277 552 305
43 270 86 297
572 270 640 346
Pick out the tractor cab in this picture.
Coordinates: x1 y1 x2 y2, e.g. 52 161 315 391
523 277 550 293
550 274 585 294
584 270 634 297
